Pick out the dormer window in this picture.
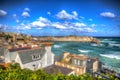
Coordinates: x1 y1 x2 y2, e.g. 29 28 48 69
32 54 41 60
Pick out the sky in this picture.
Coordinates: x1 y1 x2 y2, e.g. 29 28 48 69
0 0 120 36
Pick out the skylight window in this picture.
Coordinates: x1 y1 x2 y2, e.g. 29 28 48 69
32 54 41 60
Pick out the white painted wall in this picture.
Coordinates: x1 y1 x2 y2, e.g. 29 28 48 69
45 46 55 66
5 51 11 62
15 54 24 69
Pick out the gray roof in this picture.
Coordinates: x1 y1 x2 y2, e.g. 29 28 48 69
86 59 96 73
9 52 18 61
18 47 46 64
0 47 8 56
44 65 73 75
54 53 64 62
0 47 5 56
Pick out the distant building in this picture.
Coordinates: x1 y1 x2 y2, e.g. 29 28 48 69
0 46 9 62
55 52 102 75
44 65 74 75
0 45 54 70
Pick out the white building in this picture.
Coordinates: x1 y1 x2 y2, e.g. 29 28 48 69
4 46 55 70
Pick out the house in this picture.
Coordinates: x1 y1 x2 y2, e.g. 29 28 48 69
44 64 74 75
0 46 9 62
55 52 102 75
4 44 55 70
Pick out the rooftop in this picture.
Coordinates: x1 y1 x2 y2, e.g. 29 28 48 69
68 54 89 60
44 65 73 75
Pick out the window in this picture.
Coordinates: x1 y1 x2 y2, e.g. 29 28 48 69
74 59 77 64
32 54 41 60
78 60 80 65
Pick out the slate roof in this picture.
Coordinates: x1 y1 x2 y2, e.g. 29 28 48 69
9 47 31 52
44 65 73 75
17 47 46 64
86 59 96 73
54 53 64 62
0 47 5 56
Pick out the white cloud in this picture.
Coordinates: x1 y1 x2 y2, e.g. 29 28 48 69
100 12 116 18
38 17 50 23
74 22 86 27
32 21 47 27
22 11 30 18
75 27 97 33
90 24 96 27
24 26 31 29
72 11 78 16
16 20 20 23
24 8 30 12
15 16 97 33
89 18 93 21
79 16 85 19
37 28 42 29
13 14 20 23
0 24 8 31
47 12 51 15
56 10 78 20
52 22 67 29
31 17 50 27
13 14 17 17
0 10 7 16
84 28 97 32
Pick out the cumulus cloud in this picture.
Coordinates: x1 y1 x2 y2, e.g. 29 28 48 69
72 11 78 16
22 11 30 18
84 28 97 32
15 16 97 33
90 24 96 27
0 10 7 16
75 27 97 33
79 16 85 19
24 8 30 12
100 12 116 18
31 17 50 27
56 10 78 20
0 24 8 31
74 22 86 27
52 22 67 29
38 17 50 23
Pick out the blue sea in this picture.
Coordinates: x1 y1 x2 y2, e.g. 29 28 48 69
52 37 120 72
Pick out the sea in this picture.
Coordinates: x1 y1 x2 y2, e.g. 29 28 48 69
51 37 120 73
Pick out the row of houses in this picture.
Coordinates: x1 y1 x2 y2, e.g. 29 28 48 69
0 44 102 75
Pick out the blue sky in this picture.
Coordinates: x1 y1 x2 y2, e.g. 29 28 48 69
0 0 120 36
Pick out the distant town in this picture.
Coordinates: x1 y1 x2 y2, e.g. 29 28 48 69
0 32 120 79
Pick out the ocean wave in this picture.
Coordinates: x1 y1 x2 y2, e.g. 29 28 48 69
53 45 61 48
91 43 104 47
100 53 120 60
109 43 120 48
101 39 117 43
78 49 91 53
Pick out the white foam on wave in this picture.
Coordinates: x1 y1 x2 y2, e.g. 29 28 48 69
91 44 98 46
91 44 104 47
78 49 91 53
101 39 117 43
53 45 61 48
100 53 120 60
109 43 120 48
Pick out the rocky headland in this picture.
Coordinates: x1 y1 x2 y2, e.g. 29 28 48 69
38 36 100 44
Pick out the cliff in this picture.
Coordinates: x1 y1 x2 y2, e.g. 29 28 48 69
39 36 100 44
